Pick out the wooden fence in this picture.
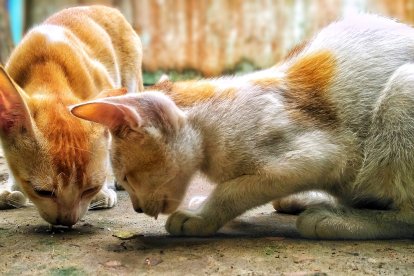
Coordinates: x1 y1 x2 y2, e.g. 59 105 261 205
2 0 414 75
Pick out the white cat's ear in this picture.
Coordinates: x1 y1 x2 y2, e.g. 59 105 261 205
0 66 33 137
69 100 142 131
142 92 186 133
157 74 170 83
93 87 128 99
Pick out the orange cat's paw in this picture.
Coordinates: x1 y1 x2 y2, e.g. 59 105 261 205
0 190 27 209
166 210 218 236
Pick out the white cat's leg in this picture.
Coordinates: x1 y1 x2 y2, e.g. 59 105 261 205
166 175 280 236
272 191 337 214
297 206 414 239
167 129 343 236
0 175 27 209
89 182 117 210
299 64 414 239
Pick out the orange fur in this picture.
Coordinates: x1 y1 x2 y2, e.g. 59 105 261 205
0 6 143 225
171 81 216 107
5 6 142 185
151 51 336 131
29 95 90 185
150 80 238 107
220 88 237 99
252 78 281 89
284 40 309 60
285 50 338 127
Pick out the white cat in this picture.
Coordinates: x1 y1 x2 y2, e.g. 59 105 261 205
72 14 414 239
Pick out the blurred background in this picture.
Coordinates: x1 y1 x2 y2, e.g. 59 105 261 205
1 0 414 83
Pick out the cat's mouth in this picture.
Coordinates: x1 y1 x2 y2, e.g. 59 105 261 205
161 195 181 214
142 196 174 219
161 195 168 213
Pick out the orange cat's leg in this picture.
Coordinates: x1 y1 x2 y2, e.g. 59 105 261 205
0 175 27 209
89 182 117 210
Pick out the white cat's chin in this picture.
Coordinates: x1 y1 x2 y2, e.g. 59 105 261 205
162 199 180 214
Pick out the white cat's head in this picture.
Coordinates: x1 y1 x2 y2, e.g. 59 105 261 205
0 67 125 226
70 91 192 218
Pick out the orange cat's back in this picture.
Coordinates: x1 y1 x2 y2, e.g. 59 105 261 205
0 6 143 226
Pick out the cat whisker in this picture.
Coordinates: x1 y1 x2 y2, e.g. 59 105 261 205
89 200 105 208
149 179 176 198
38 183 51 190
170 198 187 203
89 201 106 207
89 205 105 210
88 198 107 209
67 146 94 155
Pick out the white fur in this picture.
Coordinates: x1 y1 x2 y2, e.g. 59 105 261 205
35 25 69 44
99 14 414 239
166 15 414 239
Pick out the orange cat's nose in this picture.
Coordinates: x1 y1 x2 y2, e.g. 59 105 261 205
134 206 143 213
56 218 76 226
56 212 79 226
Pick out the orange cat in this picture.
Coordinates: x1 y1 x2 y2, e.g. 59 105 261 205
0 6 143 226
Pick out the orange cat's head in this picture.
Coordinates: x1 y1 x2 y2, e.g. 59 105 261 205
0 67 117 226
70 91 194 218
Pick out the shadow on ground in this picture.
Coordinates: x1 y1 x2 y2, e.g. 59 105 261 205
1 173 414 275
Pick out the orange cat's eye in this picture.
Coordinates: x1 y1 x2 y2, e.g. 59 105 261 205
34 189 55 198
82 186 101 198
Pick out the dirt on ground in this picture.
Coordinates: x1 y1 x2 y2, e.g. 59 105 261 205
0 152 413 276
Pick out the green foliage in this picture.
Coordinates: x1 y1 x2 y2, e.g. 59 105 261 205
143 69 203 86
143 60 258 86
263 245 280 256
49 267 86 276
224 59 259 76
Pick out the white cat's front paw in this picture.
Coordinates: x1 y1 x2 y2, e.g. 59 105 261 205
297 207 345 239
0 190 27 209
272 197 307 214
273 192 337 214
166 210 219 236
89 188 117 210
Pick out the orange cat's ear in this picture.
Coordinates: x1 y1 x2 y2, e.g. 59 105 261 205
0 66 33 136
69 100 141 131
93 87 128 99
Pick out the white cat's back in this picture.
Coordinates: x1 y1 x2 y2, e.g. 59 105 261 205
302 14 414 134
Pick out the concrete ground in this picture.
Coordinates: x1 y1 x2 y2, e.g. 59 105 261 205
1 155 414 275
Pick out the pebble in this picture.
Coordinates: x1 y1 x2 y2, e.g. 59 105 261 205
103 260 123 268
